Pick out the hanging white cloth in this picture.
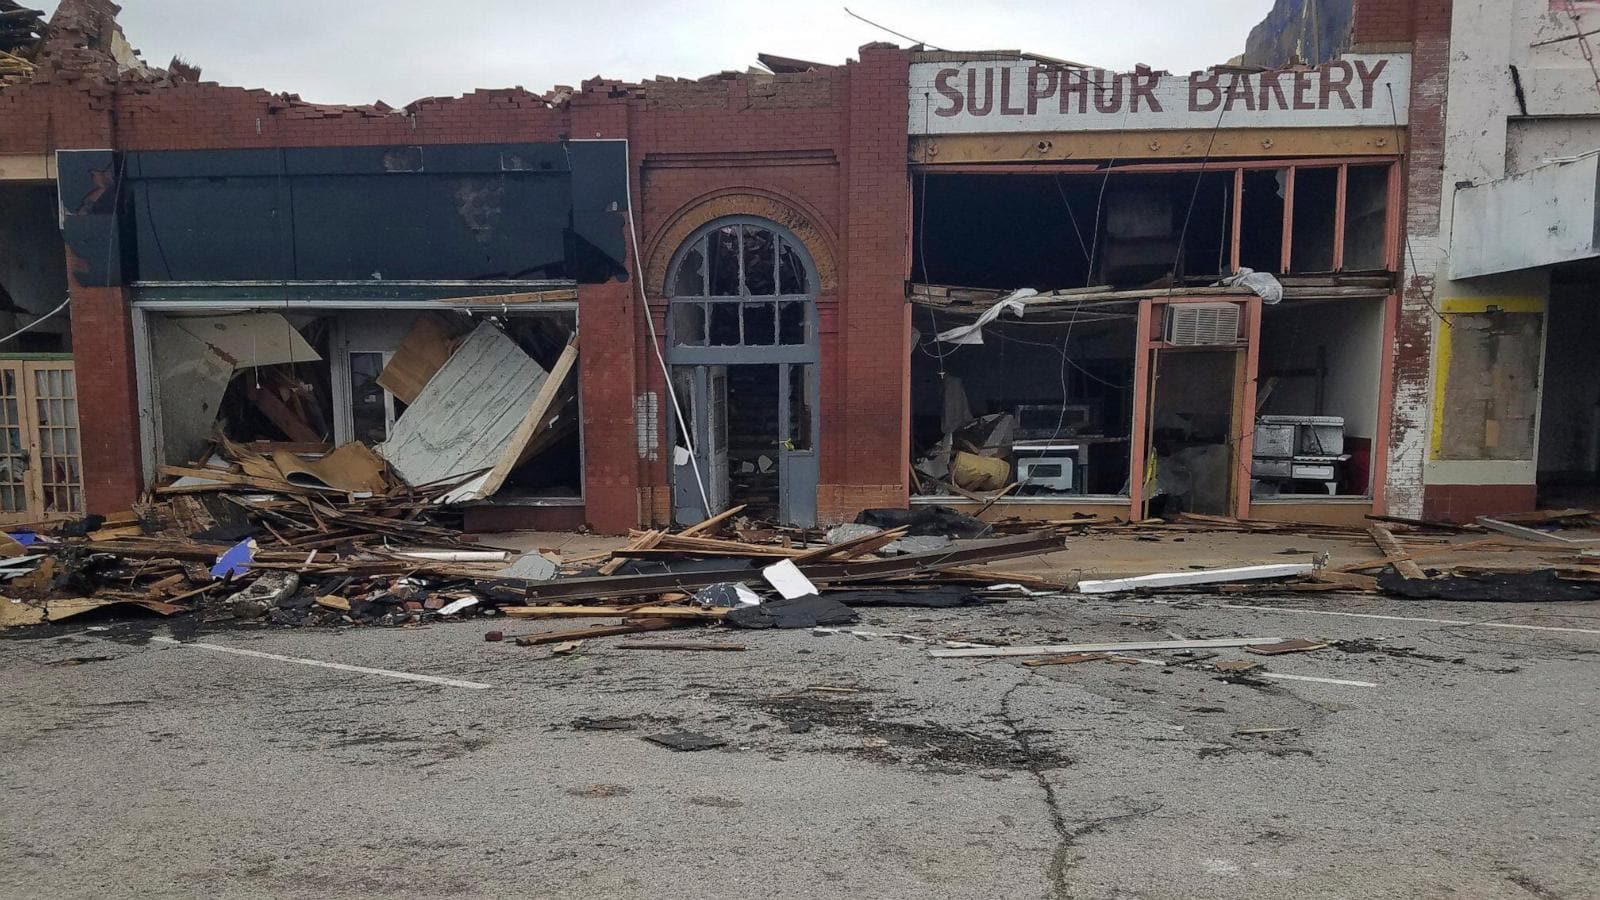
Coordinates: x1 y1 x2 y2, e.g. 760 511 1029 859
934 288 1038 345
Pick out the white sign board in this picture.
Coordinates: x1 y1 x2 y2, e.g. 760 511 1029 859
909 54 1410 134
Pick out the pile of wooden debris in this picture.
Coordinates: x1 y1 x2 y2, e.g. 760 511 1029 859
0 485 1071 635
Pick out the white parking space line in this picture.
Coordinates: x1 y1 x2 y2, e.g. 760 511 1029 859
1132 599 1600 637
1260 672 1377 688
150 637 493 690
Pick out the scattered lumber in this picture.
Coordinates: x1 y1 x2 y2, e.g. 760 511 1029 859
513 619 678 646
1367 525 1425 579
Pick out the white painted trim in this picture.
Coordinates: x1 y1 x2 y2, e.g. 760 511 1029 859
129 306 161 486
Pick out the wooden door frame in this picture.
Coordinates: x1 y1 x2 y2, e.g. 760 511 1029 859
1128 297 1261 520
0 355 83 525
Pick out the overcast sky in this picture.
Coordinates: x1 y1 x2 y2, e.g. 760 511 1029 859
40 1 1274 106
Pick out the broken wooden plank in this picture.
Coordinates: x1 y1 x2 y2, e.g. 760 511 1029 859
376 314 460 405
790 526 912 565
500 605 727 621
613 642 747 651
1307 570 1380 591
1246 638 1330 655
679 503 748 537
513 618 677 646
1077 564 1314 594
439 288 580 306
599 529 662 576
1368 525 1425 579
477 340 580 498
930 636 1290 659
1332 537 1505 574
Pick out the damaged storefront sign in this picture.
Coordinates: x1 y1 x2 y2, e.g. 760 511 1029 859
910 55 1411 134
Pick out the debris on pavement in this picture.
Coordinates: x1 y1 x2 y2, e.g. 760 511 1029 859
643 731 727 752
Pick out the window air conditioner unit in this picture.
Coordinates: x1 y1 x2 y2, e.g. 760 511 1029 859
1164 303 1242 346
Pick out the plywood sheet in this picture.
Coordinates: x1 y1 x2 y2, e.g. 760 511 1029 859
376 314 459 405
168 313 320 369
272 442 388 493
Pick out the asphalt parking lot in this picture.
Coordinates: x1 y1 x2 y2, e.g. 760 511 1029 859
4 590 1599 899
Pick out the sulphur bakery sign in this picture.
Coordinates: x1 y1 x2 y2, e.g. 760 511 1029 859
908 54 1410 134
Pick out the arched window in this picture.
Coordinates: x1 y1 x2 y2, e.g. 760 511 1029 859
667 218 814 349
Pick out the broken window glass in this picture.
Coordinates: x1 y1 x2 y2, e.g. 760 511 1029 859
779 238 808 294
709 302 742 346
672 301 707 346
349 351 390 444
742 225 776 296
779 301 808 345
742 302 776 345
672 241 706 297
1343 166 1390 271
787 364 813 451
1290 167 1338 273
1239 169 1286 273
708 226 741 296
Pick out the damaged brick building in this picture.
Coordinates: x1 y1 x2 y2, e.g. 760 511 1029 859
0 0 1527 532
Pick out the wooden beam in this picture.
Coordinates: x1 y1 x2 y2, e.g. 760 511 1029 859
910 127 1405 165
513 618 679 646
500 605 727 621
477 341 579 498
1367 525 1425 579
680 503 748 537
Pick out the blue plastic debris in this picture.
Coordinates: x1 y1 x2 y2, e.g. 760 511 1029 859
210 538 256 580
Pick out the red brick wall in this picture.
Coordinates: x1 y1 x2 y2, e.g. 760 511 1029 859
1352 0 1415 44
829 46 912 522
65 274 141 514
2 47 916 530
1422 483 1537 524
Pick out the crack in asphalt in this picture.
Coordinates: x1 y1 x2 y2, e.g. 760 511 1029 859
998 679 1075 900
1000 676 1164 900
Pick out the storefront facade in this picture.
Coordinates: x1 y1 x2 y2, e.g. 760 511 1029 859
2 1 1472 532
904 53 1411 526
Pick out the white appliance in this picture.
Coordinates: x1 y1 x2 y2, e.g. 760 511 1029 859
1017 456 1077 492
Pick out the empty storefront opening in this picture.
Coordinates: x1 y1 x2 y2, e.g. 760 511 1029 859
0 183 72 352
911 316 1137 499
141 306 582 501
1149 349 1238 516
1254 298 1384 498
1539 270 1600 508
725 365 781 515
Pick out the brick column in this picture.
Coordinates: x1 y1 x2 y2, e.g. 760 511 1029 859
1360 0 1453 519
824 44 912 523
66 272 143 514
577 280 642 534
